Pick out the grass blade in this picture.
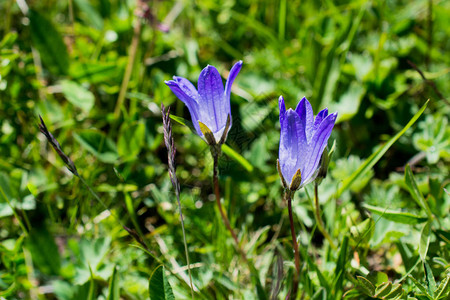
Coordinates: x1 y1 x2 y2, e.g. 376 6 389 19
336 100 429 198
405 164 432 218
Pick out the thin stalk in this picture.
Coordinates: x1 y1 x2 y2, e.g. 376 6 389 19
78 176 145 246
161 105 194 298
313 183 337 250
285 190 300 299
174 182 194 300
114 6 142 118
426 0 432 70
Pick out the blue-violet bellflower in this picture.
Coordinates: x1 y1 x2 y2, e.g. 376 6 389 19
278 96 337 191
165 61 243 145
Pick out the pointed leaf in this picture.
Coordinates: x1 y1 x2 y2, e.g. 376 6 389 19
363 204 428 224
169 114 196 133
424 262 436 297
356 276 375 296
419 221 431 261
222 144 254 173
149 265 174 300
107 265 119 300
336 100 429 198
405 165 432 218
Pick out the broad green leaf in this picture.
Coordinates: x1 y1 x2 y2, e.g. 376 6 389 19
74 237 112 285
332 82 365 123
169 114 196 133
405 165 432 218
74 129 118 163
336 100 429 198
367 271 389 286
374 281 392 298
149 265 174 300
356 276 375 296
424 262 436 297
60 80 95 112
363 204 428 224
52 280 75 300
419 221 431 261
29 10 69 75
386 284 404 299
117 122 145 161
107 265 120 300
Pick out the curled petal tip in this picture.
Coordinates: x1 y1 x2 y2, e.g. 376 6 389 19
329 112 338 120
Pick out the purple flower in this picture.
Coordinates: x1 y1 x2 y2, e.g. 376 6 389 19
278 96 337 190
165 61 243 145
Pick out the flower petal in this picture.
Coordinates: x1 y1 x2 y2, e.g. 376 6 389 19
224 60 243 117
173 76 200 102
295 97 314 143
314 108 328 126
279 95 286 126
279 108 308 185
302 112 337 182
312 108 328 135
197 65 226 133
165 79 202 136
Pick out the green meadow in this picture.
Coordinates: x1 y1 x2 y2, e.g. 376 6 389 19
0 0 449 299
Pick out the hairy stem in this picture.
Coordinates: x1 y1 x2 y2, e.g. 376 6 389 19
286 190 300 299
212 147 246 260
314 183 337 250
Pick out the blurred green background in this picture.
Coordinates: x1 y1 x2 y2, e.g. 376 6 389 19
0 0 449 299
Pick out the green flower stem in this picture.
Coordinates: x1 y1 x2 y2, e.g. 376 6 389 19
285 190 300 299
314 183 337 250
114 4 142 118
